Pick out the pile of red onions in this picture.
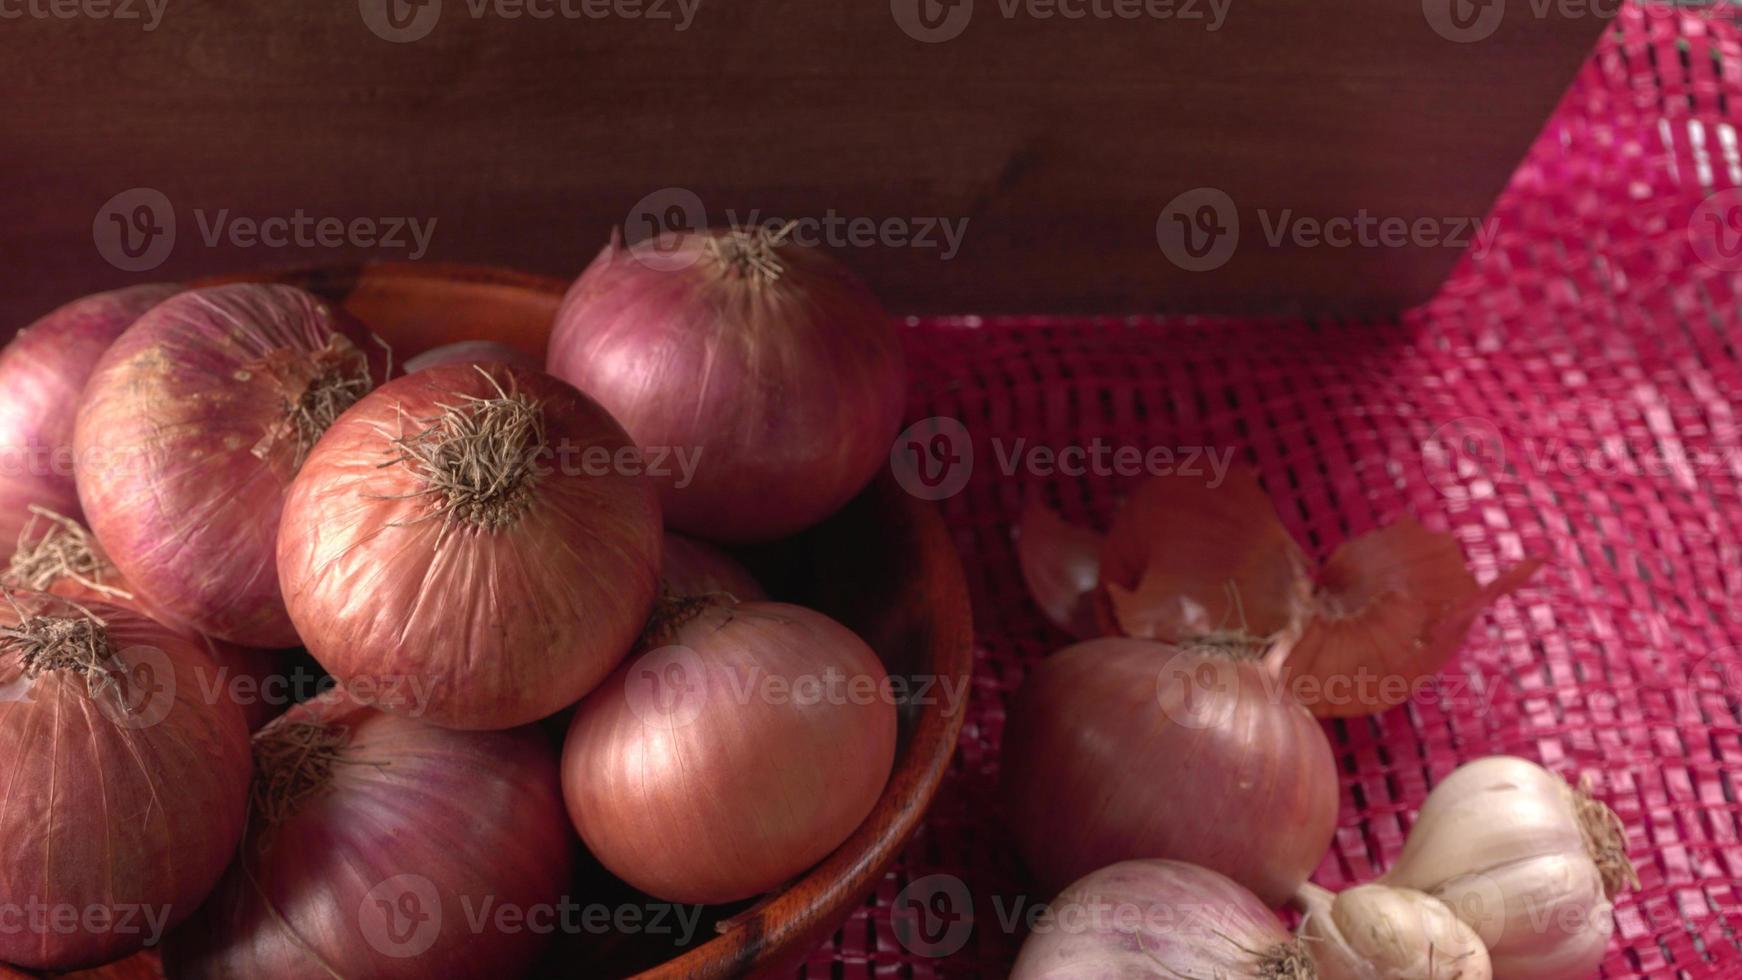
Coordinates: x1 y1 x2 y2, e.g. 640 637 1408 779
563 595 896 904
0 593 251 970
166 688 573 978
277 363 663 729
1010 860 1313 979
1001 637 1337 906
75 284 389 647
0 285 177 546
547 227 906 543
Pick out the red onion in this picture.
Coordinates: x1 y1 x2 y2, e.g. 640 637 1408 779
403 340 542 375
563 595 897 904
0 593 252 970
547 227 905 543
660 531 766 600
2 507 289 733
1001 638 1338 907
74 284 389 647
277 363 662 730
0 285 178 545
1010 860 1313 979
165 688 573 979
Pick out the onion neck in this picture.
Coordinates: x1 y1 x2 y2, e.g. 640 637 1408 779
1573 776 1640 898
252 333 374 467
3 506 132 601
0 600 126 701
704 224 795 286
391 371 546 530
251 719 351 828
641 592 735 648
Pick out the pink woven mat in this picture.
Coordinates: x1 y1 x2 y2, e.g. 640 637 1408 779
794 5 1742 977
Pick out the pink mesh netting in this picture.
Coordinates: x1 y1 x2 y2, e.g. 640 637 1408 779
795 4 1742 977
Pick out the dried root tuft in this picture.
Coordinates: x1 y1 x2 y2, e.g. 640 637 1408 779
705 222 797 284
387 369 547 530
4 506 133 601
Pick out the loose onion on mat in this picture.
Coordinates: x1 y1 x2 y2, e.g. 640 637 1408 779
3 507 290 731
1001 637 1337 907
563 595 897 904
0 285 178 545
1010 860 1314 979
547 227 905 543
166 688 573 979
660 531 766 600
403 339 542 374
74 284 389 647
278 363 662 730
0 593 251 970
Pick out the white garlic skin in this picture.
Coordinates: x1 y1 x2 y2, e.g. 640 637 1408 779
1298 882 1491 980
1380 756 1626 980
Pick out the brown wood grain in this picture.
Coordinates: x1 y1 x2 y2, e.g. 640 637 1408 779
1 1 1609 329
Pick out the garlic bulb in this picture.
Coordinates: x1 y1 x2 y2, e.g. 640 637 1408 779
1296 882 1491 979
1379 756 1638 980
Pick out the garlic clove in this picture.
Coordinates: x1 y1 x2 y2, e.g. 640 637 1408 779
1297 881 1492 980
1427 855 1610 980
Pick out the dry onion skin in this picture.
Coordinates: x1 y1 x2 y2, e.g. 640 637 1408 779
74 284 389 647
165 688 573 979
547 227 906 543
563 595 897 904
659 531 766 601
1010 860 1315 979
0 285 178 546
277 364 662 730
0 593 251 971
1001 637 1338 907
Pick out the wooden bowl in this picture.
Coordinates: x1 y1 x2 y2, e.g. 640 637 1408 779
193 262 976 979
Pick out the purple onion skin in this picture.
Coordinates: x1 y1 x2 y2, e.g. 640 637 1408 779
0 285 178 546
660 532 767 600
0 596 252 972
74 285 390 648
166 690 574 980
547 232 906 543
1010 860 1300 979
403 340 542 375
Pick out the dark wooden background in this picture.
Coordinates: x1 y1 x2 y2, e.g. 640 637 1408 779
1 0 1609 329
